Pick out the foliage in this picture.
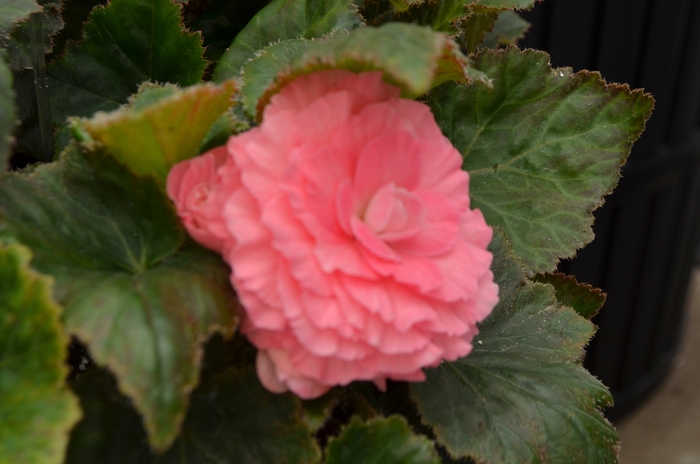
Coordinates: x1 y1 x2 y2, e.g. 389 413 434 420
0 0 653 462
0 242 81 464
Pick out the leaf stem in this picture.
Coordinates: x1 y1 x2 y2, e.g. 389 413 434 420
29 13 54 162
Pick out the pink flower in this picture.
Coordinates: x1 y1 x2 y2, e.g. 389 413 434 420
167 70 499 399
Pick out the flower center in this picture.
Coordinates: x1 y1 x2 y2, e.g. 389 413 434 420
363 182 425 242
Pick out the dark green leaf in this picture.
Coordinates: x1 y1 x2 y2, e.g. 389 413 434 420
249 23 491 121
0 57 13 170
156 366 322 464
0 0 41 40
17 0 207 158
481 10 530 49
0 242 81 464
402 1 491 38
3 0 64 70
183 0 271 63
429 47 654 273
74 81 237 184
44 0 105 62
65 369 154 464
532 272 606 320
67 361 323 463
459 10 498 52
0 145 238 450
469 0 538 9
213 0 363 82
326 416 440 464
300 390 339 432
410 230 619 463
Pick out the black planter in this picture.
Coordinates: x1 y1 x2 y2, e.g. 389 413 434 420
520 0 700 420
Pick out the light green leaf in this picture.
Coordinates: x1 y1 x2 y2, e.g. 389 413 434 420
0 242 81 464
532 272 606 320
0 145 239 451
213 0 363 82
17 0 207 158
326 416 440 464
429 47 653 273
0 57 13 170
247 23 491 121
73 81 237 184
481 10 530 49
411 231 619 463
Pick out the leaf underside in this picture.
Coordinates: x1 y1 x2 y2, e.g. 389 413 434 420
74 81 237 184
246 23 490 121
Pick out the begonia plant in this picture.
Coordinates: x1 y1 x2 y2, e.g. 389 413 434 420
0 0 653 463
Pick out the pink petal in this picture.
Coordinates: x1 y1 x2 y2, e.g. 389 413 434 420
359 248 443 295
256 350 288 393
290 90 352 146
261 195 332 296
350 216 399 261
353 130 421 206
392 190 459 258
265 70 355 118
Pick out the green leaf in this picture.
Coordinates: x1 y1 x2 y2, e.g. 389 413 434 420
0 0 41 40
198 107 251 154
410 230 619 463
429 47 654 273
481 10 530 49
387 0 423 13
459 10 498 52
248 23 491 121
73 81 237 184
0 242 81 464
469 0 538 9
3 0 64 70
0 145 239 450
532 272 606 320
156 365 322 464
0 57 13 170
326 416 440 464
403 1 492 38
213 0 363 82
17 0 207 158
66 359 323 464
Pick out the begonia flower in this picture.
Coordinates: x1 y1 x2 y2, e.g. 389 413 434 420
167 70 499 399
